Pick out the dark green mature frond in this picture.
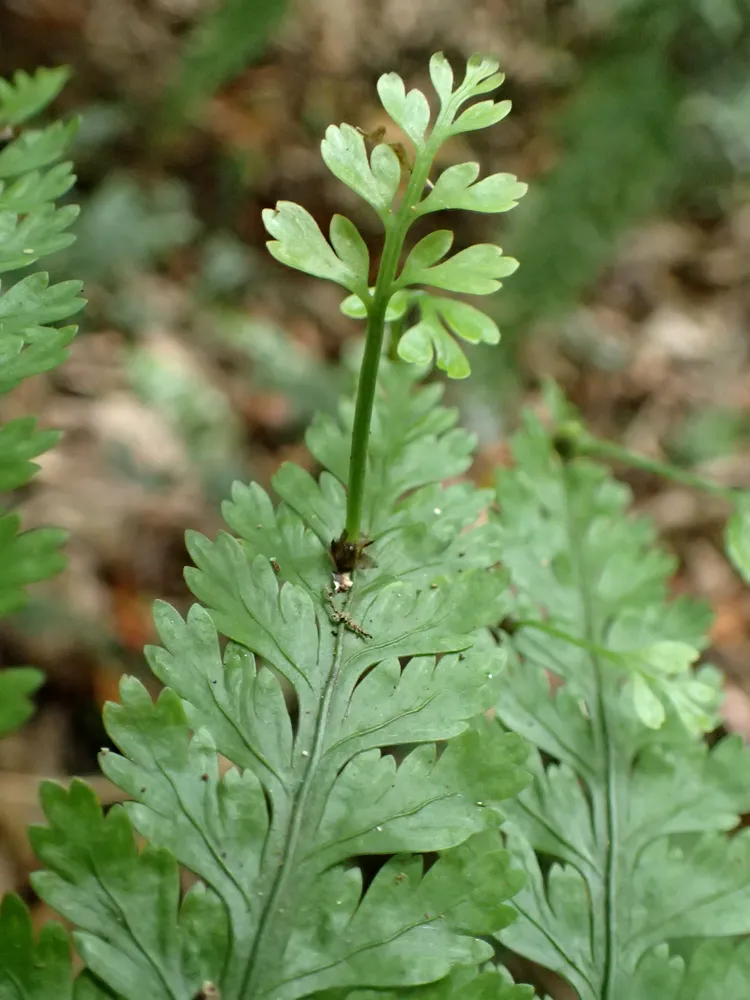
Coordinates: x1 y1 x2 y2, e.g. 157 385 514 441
0 894 73 999
491 389 750 999
0 876 136 999
31 364 529 1000
0 67 83 729
0 73 87 993
0 666 43 736
0 65 83 384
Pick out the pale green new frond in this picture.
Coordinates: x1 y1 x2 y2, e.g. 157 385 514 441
491 390 750 998
417 163 528 216
32 364 529 999
377 72 431 147
395 292 503 379
450 100 512 135
263 201 370 299
272 52 526 380
397 242 518 296
342 289 503 380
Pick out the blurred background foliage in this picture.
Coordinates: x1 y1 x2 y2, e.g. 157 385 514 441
1 0 750 922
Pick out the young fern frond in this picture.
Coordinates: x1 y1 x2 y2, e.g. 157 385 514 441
30 365 530 1000
265 52 525 384
0 69 83 729
263 52 526 544
492 385 750 999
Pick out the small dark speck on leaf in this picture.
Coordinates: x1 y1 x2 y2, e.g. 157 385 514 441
194 983 220 1000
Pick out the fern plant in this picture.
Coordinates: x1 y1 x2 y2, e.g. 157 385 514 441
5 48 748 1000
10 54 540 999
0 67 83 734
491 384 750 999
264 51 526 543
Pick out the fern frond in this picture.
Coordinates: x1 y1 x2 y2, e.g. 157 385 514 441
0 893 73 999
31 364 529 1000
0 67 83 625
492 386 750 999
0 891 115 998
0 666 43 736
623 938 750 999
350 963 535 1000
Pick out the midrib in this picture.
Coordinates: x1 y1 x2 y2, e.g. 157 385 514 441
561 465 619 1000
239 605 349 999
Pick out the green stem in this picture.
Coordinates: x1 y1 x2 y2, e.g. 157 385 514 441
561 427 740 502
513 618 623 664
344 126 449 542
